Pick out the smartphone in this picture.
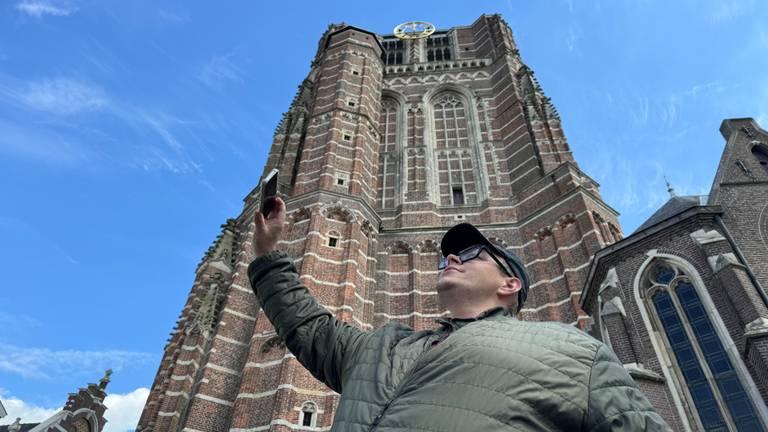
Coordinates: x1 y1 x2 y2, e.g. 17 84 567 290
260 169 279 217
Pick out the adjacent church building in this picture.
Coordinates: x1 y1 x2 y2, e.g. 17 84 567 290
581 118 768 431
137 14 768 431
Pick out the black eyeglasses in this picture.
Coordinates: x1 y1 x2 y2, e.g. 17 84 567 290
438 245 513 278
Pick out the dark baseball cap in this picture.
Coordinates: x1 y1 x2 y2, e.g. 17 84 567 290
440 223 530 312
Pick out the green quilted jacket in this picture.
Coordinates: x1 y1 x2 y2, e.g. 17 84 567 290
249 251 671 431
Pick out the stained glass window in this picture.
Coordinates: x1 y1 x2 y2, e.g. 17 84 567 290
648 262 763 431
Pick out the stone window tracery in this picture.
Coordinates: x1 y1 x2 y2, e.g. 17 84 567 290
377 98 399 208
432 92 477 206
644 261 761 431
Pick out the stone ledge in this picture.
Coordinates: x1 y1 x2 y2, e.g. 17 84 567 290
624 363 665 383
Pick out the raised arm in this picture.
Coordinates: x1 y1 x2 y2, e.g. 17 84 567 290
248 198 369 393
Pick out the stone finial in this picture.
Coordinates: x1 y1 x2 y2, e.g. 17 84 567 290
664 176 676 198
9 418 21 432
100 369 112 389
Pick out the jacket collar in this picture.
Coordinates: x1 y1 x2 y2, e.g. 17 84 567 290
435 306 512 331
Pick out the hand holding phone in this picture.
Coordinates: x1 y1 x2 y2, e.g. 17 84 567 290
253 169 285 257
260 169 279 217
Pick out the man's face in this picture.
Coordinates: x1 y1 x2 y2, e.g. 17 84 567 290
436 246 512 303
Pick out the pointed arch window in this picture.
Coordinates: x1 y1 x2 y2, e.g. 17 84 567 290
752 145 768 175
432 92 477 206
377 98 399 208
645 261 762 431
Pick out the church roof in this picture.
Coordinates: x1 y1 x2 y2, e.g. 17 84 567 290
0 424 40 432
633 195 707 233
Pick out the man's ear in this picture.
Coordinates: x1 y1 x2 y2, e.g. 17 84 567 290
497 276 522 299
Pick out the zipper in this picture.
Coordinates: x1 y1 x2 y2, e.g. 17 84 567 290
368 331 448 432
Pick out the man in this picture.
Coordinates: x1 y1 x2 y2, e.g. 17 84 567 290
249 198 671 431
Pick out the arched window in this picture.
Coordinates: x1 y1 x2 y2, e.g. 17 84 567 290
645 261 762 431
752 145 768 175
378 98 399 208
72 418 90 432
432 92 476 206
299 402 317 427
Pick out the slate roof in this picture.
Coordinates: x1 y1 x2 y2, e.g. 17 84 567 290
633 195 707 234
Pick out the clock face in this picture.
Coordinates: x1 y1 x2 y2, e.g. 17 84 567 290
393 21 436 40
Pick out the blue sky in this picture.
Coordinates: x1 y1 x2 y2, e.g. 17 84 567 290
1 0 766 430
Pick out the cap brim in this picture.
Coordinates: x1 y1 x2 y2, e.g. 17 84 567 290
441 223 497 257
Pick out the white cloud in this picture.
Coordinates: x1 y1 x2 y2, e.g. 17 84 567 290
16 0 77 18
198 54 245 90
21 78 107 115
0 343 152 379
0 391 59 425
0 388 150 432
103 388 150 432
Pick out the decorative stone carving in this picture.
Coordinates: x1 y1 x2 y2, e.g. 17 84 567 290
386 241 411 255
407 103 423 114
535 226 553 241
416 239 439 253
741 126 756 138
707 252 742 273
558 213 577 229
322 202 356 223
291 207 312 223
360 219 375 237
689 228 726 246
261 335 285 353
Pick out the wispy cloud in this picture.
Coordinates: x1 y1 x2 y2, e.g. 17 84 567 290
710 0 756 23
158 9 189 23
0 74 204 173
0 343 152 379
565 24 582 54
198 54 245 90
20 78 107 115
16 0 77 18
627 82 725 128
0 387 150 432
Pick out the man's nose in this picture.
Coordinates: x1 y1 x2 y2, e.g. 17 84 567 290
446 254 462 265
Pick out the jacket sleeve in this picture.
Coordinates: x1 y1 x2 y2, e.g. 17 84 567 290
248 251 370 393
584 344 673 432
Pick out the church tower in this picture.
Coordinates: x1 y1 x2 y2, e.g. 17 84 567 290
138 15 623 431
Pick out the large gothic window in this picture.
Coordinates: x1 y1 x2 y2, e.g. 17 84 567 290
433 92 477 206
377 98 399 208
646 261 761 431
